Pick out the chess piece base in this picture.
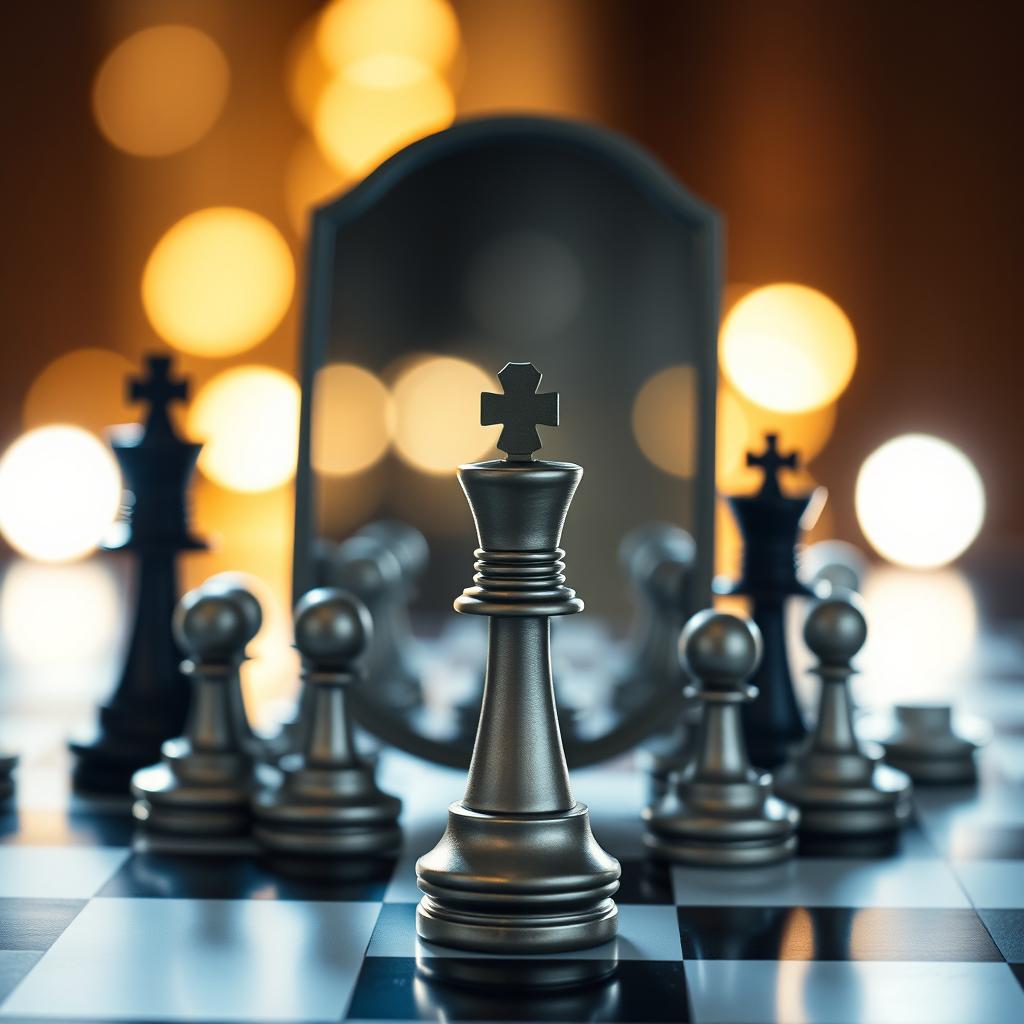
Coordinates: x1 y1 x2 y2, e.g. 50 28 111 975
775 760 912 835
879 705 981 785
130 755 252 837
643 777 799 867
252 765 401 857
416 801 620 953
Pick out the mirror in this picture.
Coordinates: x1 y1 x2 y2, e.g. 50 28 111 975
294 116 720 767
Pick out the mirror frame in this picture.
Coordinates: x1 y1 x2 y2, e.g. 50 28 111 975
293 115 721 768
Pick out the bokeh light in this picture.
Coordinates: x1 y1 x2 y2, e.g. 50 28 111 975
0 559 120 665
23 348 136 435
312 363 393 476
721 283 857 413
717 383 838 491
855 434 985 569
142 208 294 358
316 0 461 77
92 26 229 157
632 365 698 478
860 566 977 706
284 138 350 235
313 72 455 176
284 16 332 127
0 426 122 563
392 356 496 474
187 367 300 493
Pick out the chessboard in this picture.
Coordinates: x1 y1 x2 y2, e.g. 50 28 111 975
0 735 1022 1024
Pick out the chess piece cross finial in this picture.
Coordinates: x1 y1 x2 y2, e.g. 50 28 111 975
130 355 188 441
481 362 559 461
747 433 798 499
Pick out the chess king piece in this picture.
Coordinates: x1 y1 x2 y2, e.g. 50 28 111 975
253 587 401 860
72 355 205 794
724 434 816 768
131 582 260 839
774 594 912 834
643 609 800 866
325 526 422 710
877 705 983 785
416 362 620 953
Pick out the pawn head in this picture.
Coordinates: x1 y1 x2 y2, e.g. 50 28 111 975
358 521 429 580
294 587 372 668
680 609 762 686
201 571 263 640
327 535 402 599
804 592 867 667
174 588 256 662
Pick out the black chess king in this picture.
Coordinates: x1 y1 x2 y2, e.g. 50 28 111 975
416 362 620 954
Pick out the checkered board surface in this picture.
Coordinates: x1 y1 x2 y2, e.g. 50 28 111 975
0 747 1022 1024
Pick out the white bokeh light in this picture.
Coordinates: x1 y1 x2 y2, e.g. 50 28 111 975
855 434 984 569
0 426 122 563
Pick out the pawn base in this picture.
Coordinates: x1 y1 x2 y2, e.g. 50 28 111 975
643 777 799 867
416 801 620 954
131 758 252 838
879 705 982 786
775 760 912 835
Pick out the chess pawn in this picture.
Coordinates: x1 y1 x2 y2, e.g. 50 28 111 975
131 584 260 838
774 594 912 834
643 610 800 866
326 532 421 710
615 523 697 713
878 704 983 785
800 540 867 596
416 361 620 954
253 588 401 859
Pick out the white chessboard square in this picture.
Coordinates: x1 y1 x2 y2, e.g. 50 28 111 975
0 847 129 898
684 959 1024 1024
366 901 682 961
952 860 1024 909
672 857 971 908
0 897 381 1022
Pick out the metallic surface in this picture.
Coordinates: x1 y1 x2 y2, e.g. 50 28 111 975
130 585 259 837
416 380 620 952
774 595 913 834
253 587 401 857
644 610 799 866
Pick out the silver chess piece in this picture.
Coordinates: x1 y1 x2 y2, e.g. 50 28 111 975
800 539 867 596
253 587 401 860
131 582 260 839
774 593 913 833
643 609 800 866
879 704 982 784
416 362 620 954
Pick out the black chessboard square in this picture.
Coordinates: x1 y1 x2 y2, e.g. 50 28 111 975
97 853 397 902
0 899 85 951
614 858 674 905
0 809 135 848
677 906 1003 962
346 956 689 1022
979 909 1024 962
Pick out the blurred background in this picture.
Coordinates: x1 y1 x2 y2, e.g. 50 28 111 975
0 0 1019 729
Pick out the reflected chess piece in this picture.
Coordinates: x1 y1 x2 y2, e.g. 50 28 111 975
72 354 206 794
326 529 422 710
723 433 816 768
616 523 701 800
131 583 259 842
800 539 867 596
416 362 620 953
879 704 982 785
253 587 401 863
643 610 800 866
774 594 912 834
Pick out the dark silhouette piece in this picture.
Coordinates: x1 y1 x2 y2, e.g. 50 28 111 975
71 354 206 795
480 362 559 461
